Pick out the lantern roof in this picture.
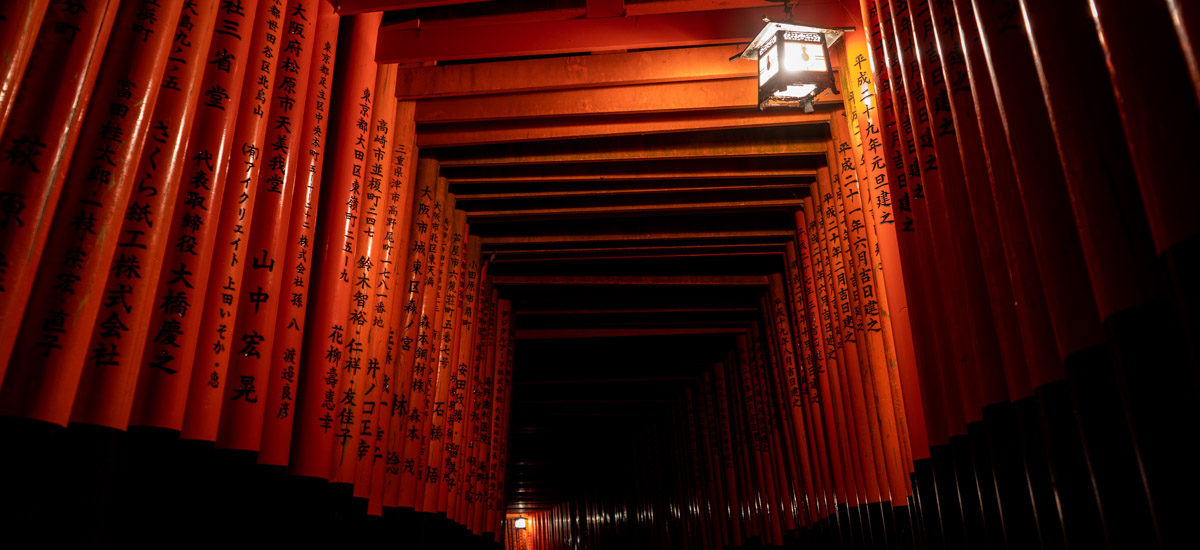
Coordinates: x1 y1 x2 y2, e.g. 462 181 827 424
733 22 851 61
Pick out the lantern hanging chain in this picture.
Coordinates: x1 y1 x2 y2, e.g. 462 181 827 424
766 0 795 23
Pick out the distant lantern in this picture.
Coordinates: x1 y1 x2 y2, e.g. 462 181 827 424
514 516 528 530
735 20 850 112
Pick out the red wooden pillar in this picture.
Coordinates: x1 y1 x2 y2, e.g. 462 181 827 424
710 363 743 546
422 209 468 512
468 283 498 533
288 11 381 480
969 1 1160 547
0 0 185 425
696 373 730 546
938 1 1090 546
445 238 483 519
488 298 515 539
891 1 1018 543
397 172 450 507
1037 1 1200 545
217 0 319 452
779 252 827 529
911 0 1044 545
816 167 890 547
338 62 397 492
0 0 51 137
367 99 419 514
795 205 854 541
388 157 440 508
837 30 929 479
181 0 289 442
460 265 492 529
259 0 340 467
0 0 120 383
379 103 419 509
766 275 818 531
409 188 456 510
828 112 910 522
862 1 969 545
127 1 261 430
71 1 219 430
788 237 838 528
928 3 1050 546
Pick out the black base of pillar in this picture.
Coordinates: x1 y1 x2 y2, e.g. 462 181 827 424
1105 296 1200 549
928 443 964 549
1063 343 1157 548
981 401 1040 549
949 435 987 549
1012 395 1064 550
1035 380 1107 549
965 420 1005 549
912 457 942 550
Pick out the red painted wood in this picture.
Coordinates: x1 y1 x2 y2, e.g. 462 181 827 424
288 11 381 480
906 0 1012 410
0 0 51 138
413 199 459 510
830 111 911 502
795 206 851 508
419 207 467 511
397 175 450 506
859 0 952 449
258 0 340 467
387 157 440 507
375 5 849 64
946 0 1062 389
72 1 220 430
968 0 1106 361
128 0 264 430
0 0 120 395
443 238 483 518
378 101 420 507
217 0 319 452
1 0 185 426
924 0 1032 400
339 62 397 492
367 99 419 514
181 0 289 442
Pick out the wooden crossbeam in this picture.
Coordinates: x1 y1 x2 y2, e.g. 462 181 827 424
397 45 755 99
516 327 749 339
451 181 807 200
491 275 769 286
415 78 839 123
447 168 818 183
417 109 829 147
479 229 796 245
376 5 850 63
336 0 489 15
434 131 827 166
464 198 805 220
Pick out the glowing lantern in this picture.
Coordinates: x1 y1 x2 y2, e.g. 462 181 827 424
735 20 849 111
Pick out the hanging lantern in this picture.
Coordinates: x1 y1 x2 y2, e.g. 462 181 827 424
514 516 528 530
735 20 849 111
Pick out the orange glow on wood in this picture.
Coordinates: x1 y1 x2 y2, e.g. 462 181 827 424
1 0 185 426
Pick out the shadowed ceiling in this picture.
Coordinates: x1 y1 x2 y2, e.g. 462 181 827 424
350 0 855 513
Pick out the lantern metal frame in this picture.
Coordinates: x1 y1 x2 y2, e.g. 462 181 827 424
734 21 852 111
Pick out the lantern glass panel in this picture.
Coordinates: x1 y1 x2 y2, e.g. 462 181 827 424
777 84 818 98
759 42 779 85
514 517 528 530
783 41 827 73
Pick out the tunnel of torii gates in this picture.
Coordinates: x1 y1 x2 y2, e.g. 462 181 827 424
0 0 1197 548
